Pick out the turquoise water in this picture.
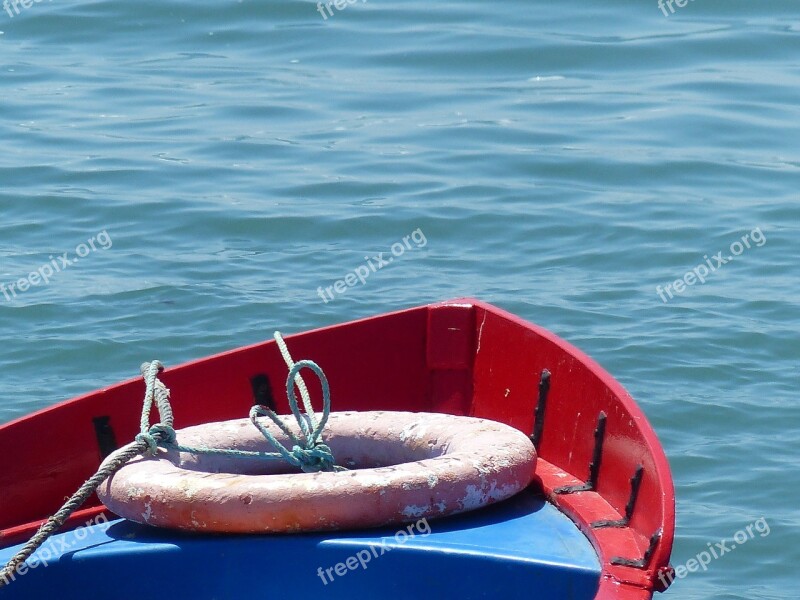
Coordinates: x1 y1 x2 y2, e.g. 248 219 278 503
1 0 798 597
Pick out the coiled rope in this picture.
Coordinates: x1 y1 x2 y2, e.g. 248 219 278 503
0 332 340 588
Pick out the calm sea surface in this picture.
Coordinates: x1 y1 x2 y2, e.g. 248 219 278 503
1 0 798 597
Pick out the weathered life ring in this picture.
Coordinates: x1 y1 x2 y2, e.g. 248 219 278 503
97 410 537 533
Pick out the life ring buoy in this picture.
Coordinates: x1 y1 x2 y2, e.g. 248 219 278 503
97 411 537 533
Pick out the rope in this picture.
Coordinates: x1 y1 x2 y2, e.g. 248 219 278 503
248 359 343 473
0 361 173 589
135 360 175 454
275 331 316 423
161 332 344 473
0 332 341 588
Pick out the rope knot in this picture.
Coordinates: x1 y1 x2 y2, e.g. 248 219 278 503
136 424 177 455
291 443 336 473
135 431 159 455
246 336 342 473
135 359 176 455
137 333 342 470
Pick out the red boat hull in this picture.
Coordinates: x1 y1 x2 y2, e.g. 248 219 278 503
0 299 674 598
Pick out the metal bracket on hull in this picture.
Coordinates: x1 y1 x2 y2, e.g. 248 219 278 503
92 416 118 460
530 369 550 450
591 464 644 529
553 411 607 495
610 529 662 569
250 373 277 411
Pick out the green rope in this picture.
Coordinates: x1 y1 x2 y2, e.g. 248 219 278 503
151 332 344 473
134 360 177 453
0 331 341 589
0 362 174 589
249 359 343 472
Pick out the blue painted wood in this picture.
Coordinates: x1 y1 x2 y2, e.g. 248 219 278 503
0 490 600 599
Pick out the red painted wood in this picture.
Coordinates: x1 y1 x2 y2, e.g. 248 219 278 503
426 303 474 414
466 300 675 598
0 299 674 599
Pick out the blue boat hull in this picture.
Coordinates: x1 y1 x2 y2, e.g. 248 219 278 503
0 490 599 599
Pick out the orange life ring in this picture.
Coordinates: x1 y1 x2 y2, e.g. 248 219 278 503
97 411 537 533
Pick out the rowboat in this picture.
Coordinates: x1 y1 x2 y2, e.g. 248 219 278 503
0 299 674 598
